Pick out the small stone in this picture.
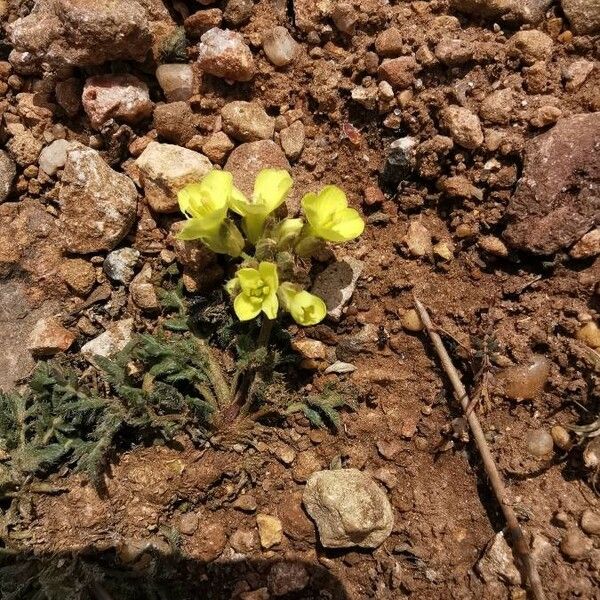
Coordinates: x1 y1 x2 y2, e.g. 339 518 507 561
508 30 553 65
303 469 394 549
440 105 484 150
363 186 384 206
479 235 509 257
197 28 255 82
440 175 483 200
156 64 197 102
81 318 133 362
28 317 76 357
262 26 299 67
0 150 16 202
279 120 305 160
202 131 234 164
153 102 197 145
560 529 592 560
38 139 73 176
229 528 258 553
378 57 418 90
404 220 432 257
561 0 600 35
580 509 600 536
500 355 551 400
526 428 554 458
268 562 310 597
221 101 275 142
291 338 327 360
185 9 223 38
576 322 600 349
292 450 323 483
476 531 522 585
434 39 474 66
480 89 514 125
375 27 403 57
377 439 403 460
449 0 552 24
82 74 153 130
324 361 356 374
311 257 364 320
103 248 140 284
130 264 159 311
223 0 253 26
233 493 258 512
7 129 43 166
55 78 82 117
563 59 594 91
530 105 562 128
179 512 199 535
135 142 212 213
331 2 357 34
256 513 283 549
59 144 138 253
273 444 296 465
380 136 417 189
433 241 454 261
188 521 227 562
570 229 600 259
551 425 571 450
401 308 424 332
351 85 378 110
59 258 96 296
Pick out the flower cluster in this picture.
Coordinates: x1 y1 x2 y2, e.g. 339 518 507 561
177 169 365 326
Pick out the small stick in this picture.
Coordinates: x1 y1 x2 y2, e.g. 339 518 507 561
413 297 546 600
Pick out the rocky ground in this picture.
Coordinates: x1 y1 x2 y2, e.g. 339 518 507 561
1 0 600 598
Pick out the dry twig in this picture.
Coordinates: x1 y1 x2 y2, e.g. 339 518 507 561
413 296 546 600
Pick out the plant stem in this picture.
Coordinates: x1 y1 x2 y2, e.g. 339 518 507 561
413 296 546 600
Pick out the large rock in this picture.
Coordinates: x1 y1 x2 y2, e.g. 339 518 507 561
7 0 175 70
59 144 138 253
302 469 394 549
562 0 600 35
82 74 153 129
504 113 600 255
0 151 16 202
135 142 213 213
311 258 363 320
450 0 553 23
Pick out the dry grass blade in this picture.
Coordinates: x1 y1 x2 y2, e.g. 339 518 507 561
413 296 546 600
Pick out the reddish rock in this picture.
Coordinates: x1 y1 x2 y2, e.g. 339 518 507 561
184 9 223 39
59 258 96 296
377 57 418 90
155 64 198 101
375 27 403 57
440 105 484 150
153 101 197 145
55 77 82 116
202 131 234 164
449 0 552 24
197 27 255 82
504 113 600 255
82 74 153 130
28 316 76 357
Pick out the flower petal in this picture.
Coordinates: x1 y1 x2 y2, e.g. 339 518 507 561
234 293 262 321
326 208 365 242
236 267 262 293
176 218 211 241
261 292 279 320
290 290 327 326
200 170 233 208
177 183 204 218
253 169 293 214
228 186 250 216
259 261 279 292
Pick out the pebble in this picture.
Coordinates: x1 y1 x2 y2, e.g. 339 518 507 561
563 59 594 91
433 241 454 261
197 27 255 82
375 27 403 57
28 317 76 357
551 425 571 450
449 0 552 24
440 175 483 200
179 512 199 535
81 318 133 363
103 247 140 284
188 522 227 562
38 139 72 176
223 0 253 26
202 131 235 164
500 355 550 400
135 142 212 213
404 220 432 257
153 101 197 145
434 39 474 66
560 529 592 560
376 439 403 460
303 469 394 548
380 136 417 189
59 258 96 296
6 129 43 166
130 264 159 311
476 531 522 585
324 361 356 374
570 229 600 259
479 89 514 125
583 438 600 469
156 64 197 102
291 338 327 361
479 235 509 257
440 105 484 150
262 26 299 67
268 562 310 597
580 509 600 536
82 74 153 130
378 56 418 90
256 513 283 549
576 321 600 349
292 450 323 483
229 528 258 553
508 30 553 65
0 150 16 202
311 258 364 321
59 144 138 253
529 105 562 128
526 428 554 457
279 120 305 160
185 9 223 38
233 493 258 512
401 308 424 332
331 2 357 34
561 0 600 35
55 78 82 116
221 101 275 142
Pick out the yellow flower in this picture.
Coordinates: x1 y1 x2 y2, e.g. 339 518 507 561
278 282 327 326
301 185 365 242
229 169 293 244
177 170 244 257
231 262 279 321
273 218 304 250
